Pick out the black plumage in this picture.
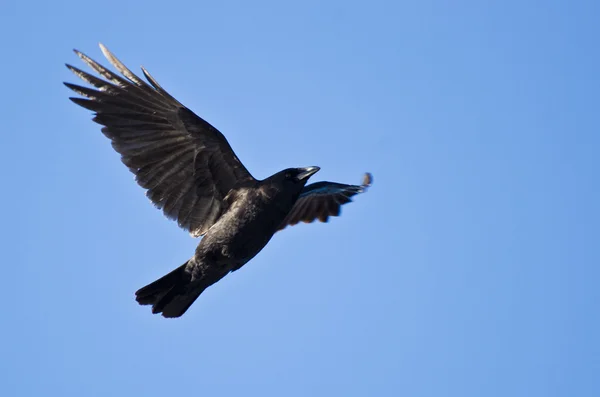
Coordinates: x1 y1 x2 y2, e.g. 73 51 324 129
65 44 372 318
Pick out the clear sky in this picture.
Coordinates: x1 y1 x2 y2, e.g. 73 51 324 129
1 0 598 396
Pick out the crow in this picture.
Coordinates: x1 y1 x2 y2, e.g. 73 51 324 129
65 44 372 318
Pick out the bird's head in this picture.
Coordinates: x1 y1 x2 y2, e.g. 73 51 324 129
265 166 320 196
286 166 320 184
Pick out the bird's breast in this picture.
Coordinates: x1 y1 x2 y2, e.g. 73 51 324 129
197 191 293 264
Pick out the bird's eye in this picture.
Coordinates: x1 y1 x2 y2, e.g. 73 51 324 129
285 172 292 179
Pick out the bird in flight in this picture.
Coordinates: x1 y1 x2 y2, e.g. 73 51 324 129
65 44 372 318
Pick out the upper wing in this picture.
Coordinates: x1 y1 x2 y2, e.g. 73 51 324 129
65 44 255 237
277 173 372 231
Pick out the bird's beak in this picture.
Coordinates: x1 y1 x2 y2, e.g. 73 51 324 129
296 166 320 181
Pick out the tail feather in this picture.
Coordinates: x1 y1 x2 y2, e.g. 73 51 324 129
159 289 204 318
135 261 201 318
135 262 187 304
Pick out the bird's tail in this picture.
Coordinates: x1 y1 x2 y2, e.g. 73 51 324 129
135 261 203 318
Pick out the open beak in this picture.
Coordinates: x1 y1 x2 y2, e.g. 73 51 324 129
296 166 320 181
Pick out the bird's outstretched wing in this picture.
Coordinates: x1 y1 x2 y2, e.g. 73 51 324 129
65 44 255 237
277 173 372 231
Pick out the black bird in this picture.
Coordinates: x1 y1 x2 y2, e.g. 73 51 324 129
65 44 372 318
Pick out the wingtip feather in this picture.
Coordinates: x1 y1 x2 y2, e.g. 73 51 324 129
362 172 373 189
73 49 87 60
98 42 111 59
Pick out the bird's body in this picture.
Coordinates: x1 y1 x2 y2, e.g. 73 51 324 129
65 44 372 318
194 181 304 275
136 169 319 317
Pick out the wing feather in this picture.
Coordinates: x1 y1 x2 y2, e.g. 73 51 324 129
65 44 255 236
277 173 372 231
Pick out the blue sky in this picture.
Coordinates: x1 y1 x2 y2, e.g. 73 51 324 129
1 0 598 396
